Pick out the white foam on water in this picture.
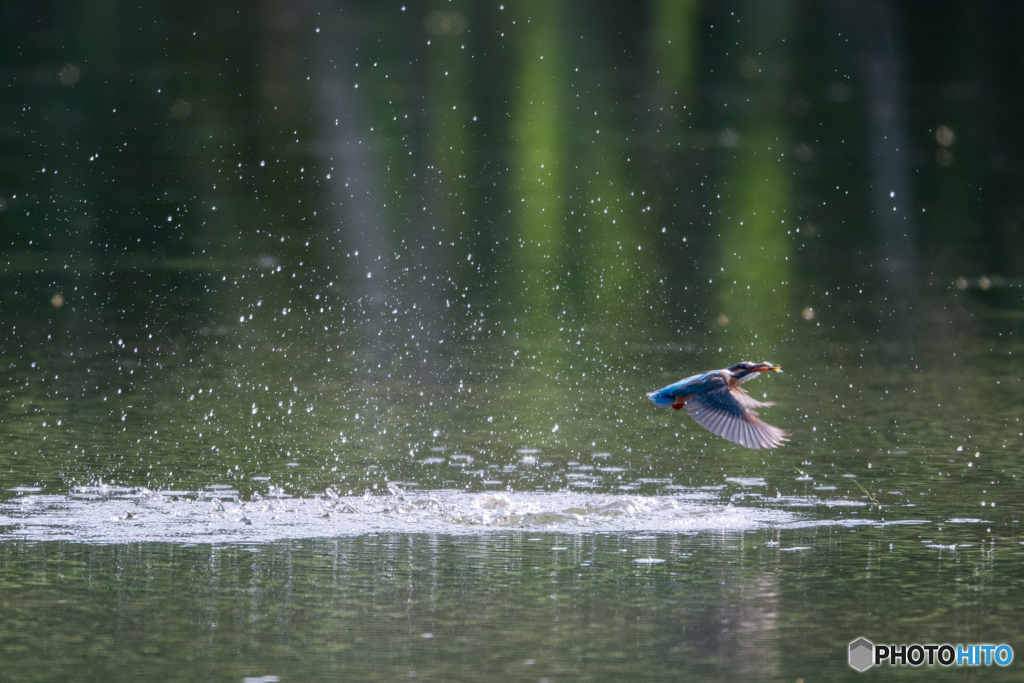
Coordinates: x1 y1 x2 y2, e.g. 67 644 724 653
0 486 878 545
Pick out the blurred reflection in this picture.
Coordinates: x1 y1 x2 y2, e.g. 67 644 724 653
715 0 793 348
844 0 919 306
0 0 1021 495
512 0 567 318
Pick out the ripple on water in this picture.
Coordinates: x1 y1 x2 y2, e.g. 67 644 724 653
725 477 767 487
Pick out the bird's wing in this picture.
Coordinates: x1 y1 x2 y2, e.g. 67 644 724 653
729 385 775 410
685 385 789 450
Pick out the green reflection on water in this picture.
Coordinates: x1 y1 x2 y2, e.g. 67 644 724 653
714 0 793 349
651 0 699 112
0 0 1021 516
513 0 567 316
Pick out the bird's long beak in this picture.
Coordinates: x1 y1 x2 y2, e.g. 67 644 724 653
760 363 782 373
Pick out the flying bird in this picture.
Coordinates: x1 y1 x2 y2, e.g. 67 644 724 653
648 361 789 449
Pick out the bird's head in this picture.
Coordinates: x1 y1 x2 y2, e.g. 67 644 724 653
727 361 782 381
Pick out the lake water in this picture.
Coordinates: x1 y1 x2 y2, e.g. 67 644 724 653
3 1 1024 680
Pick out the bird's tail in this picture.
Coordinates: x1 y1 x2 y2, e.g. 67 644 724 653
647 390 676 408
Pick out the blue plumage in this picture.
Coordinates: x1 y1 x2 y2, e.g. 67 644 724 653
646 371 713 407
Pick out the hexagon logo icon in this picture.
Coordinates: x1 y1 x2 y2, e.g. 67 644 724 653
849 637 874 671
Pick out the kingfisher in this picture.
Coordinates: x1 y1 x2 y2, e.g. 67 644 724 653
647 361 789 449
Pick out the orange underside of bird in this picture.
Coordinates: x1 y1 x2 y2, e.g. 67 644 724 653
647 361 789 450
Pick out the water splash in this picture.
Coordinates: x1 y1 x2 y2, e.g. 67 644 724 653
0 485 877 544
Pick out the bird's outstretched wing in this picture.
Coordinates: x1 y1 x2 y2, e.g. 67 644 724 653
685 383 789 450
729 385 775 410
